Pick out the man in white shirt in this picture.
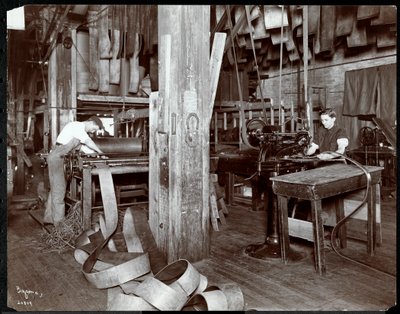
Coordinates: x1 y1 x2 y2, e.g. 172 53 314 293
44 116 105 225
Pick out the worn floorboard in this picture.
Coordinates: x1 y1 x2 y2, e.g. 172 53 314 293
6 193 397 311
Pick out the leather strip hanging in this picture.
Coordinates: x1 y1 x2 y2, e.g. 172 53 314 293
73 164 245 310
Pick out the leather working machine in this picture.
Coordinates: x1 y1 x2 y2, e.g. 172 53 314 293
64 137 149 230
216 118 313 260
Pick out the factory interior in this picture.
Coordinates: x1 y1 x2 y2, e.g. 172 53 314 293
3 4 397 311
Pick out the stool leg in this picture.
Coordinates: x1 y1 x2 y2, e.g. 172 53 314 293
367 184 377 256
311 200 326 275
277 195 289 264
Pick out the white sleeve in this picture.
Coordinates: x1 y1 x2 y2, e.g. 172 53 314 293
80 145 96 154
72 123 90 143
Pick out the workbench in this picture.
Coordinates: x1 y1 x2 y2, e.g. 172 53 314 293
270 163 383 275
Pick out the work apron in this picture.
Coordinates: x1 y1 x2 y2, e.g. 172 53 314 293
44 138 81 224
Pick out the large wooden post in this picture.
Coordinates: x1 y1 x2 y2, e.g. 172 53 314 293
48 46 58 146
149 5 210 263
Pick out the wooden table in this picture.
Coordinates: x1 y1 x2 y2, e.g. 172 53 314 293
270 163 383 275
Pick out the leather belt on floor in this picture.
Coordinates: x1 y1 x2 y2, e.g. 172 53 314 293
74 164 244 311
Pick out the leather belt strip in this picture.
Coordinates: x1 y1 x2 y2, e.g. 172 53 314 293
74 164 245 310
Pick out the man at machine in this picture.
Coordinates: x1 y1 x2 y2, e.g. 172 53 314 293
305 108 349 160
44 116 106 226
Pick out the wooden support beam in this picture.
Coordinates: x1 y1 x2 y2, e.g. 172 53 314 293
49 44 58 146
149 5 210 263
71 29 77 121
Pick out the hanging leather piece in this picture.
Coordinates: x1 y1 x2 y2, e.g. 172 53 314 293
98 5 111 59
346 18 368 48
370 5 397 26
126 5 137 58
98 6 110 93
98 61 110 93
289 5 302 32
270 26 289 45
87 10 99 91
141 5 151 54
286 23 300 62
376 27 397 48
314 6 336 56
253 6 269 40
264 5 289 29
110 5 121 85
116 5 126 59
296 5 319 37
128 33 142 94
335 6 357 37
357 5 380 20
148 5 158 54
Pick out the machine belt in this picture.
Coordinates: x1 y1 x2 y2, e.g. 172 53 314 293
74 165 244 310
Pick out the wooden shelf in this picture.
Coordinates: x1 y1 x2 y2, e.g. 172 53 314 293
77 94 149 105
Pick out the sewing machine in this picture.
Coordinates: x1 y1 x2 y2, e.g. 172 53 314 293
216 118 312 259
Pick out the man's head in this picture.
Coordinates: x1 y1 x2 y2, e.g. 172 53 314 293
319 108 336 130
86 116 104 133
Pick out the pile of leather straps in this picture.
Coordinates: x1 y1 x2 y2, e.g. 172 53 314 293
73 164 245 310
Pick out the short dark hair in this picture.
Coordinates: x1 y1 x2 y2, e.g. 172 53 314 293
320 108 336 118
88 116 104 129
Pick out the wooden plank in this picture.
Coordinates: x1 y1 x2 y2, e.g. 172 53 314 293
209 176 220 231
77 94 149 104
48 46 58 146
71 29 77 120
208 32 226 123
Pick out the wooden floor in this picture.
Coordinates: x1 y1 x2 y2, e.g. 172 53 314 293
6 192 397 311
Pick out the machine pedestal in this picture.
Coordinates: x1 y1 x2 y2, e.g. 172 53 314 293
244 181 305 262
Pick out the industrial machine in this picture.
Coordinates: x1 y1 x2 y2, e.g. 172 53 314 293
64 137 149 230
348 119 396 197
217 117 312 260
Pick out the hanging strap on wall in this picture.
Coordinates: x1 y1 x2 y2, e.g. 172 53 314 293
244 5 268 120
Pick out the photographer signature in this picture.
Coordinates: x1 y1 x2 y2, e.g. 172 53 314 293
16 286 43 307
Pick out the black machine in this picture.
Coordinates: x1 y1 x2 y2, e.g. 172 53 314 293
217 118 313 260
